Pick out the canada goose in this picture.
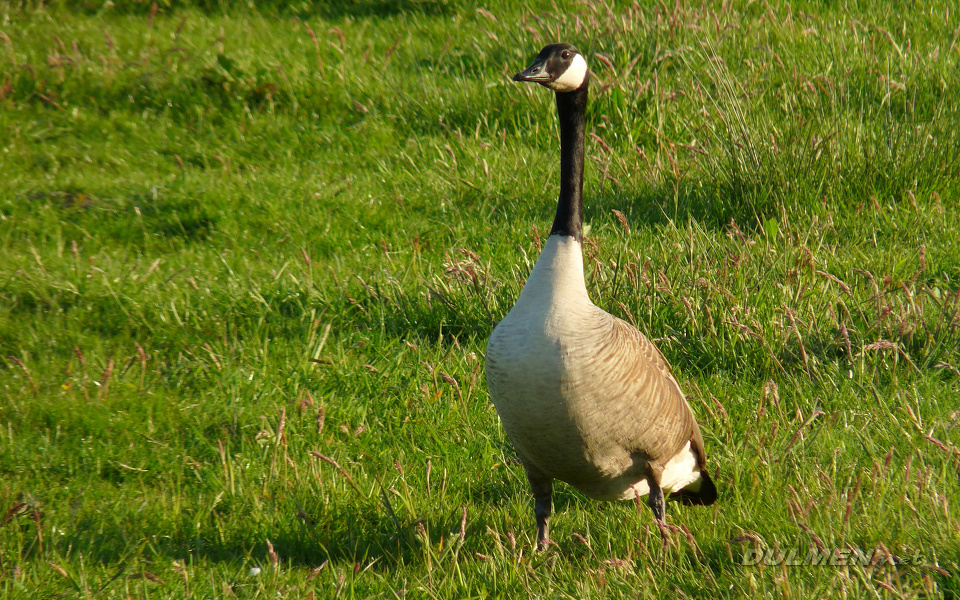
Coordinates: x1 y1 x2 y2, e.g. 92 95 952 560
485 43 717 551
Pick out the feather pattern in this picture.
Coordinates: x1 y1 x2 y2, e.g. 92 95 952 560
486 236 711 501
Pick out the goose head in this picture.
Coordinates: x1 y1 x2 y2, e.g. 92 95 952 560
513 43 589 93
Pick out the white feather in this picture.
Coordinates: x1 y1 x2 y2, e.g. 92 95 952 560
547 54 588 92
510 235 590 312
625 441 702 500
660 441 702 492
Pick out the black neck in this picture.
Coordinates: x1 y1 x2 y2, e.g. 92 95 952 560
550 80 588 242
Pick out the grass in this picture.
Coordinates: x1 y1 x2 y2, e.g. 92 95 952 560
1 0 959 597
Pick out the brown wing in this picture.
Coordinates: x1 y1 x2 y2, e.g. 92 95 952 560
586 313 710 472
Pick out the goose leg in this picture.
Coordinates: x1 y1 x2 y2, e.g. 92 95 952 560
648 479 665 521
647 479 670 547
526 470 553 551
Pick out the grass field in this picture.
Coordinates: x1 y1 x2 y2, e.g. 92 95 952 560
2 0 960 597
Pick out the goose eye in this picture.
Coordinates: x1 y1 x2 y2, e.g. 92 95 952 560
561 50 571 59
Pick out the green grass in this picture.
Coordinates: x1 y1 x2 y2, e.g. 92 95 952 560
2 0 959 597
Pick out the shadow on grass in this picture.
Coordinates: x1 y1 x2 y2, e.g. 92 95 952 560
309 0 456 20
344 271 504 345
596 178 779 233
12 189 218 248
32 480 746 588
49 503 416 569
49 0 457 18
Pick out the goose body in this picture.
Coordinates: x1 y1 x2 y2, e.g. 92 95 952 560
485 43 716 550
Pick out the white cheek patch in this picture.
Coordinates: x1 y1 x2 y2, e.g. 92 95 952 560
547 54 588 92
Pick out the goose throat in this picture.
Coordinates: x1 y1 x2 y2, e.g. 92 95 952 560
550 71 588 242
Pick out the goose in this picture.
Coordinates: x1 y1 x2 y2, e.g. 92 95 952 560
485 43 717 551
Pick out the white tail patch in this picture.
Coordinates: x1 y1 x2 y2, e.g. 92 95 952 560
624 441 702 500
660 441 702 493
547 54 588 92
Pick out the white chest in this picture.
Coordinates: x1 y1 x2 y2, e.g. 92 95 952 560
484 237 607 464
486 236 594 394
